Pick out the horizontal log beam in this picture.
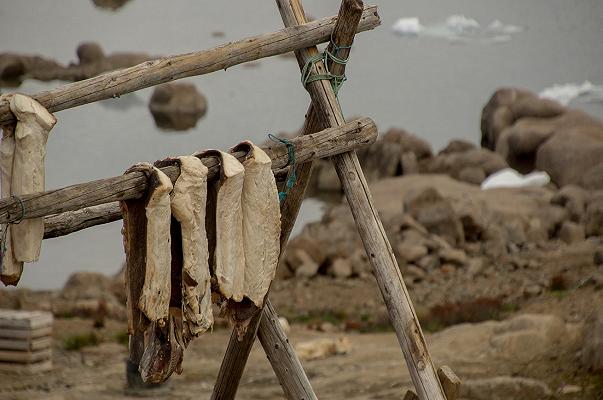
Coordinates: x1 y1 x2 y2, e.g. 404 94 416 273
0 6 379 126
0 117 376 225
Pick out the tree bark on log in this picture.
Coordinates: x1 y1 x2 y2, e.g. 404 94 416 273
0 117 376 225
276 0 447 399
0 7 379 126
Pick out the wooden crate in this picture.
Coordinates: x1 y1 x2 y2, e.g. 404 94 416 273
0 310 53 374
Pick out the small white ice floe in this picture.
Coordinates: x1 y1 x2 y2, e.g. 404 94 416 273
481 168 550 190
539 81 603 106
392 14 523 44
392 17 422 37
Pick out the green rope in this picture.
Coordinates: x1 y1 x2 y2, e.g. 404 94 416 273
300 35 351 96
268 134 297 203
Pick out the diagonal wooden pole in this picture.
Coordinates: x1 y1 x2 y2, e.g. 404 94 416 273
210 2 367 399
276 0 447 399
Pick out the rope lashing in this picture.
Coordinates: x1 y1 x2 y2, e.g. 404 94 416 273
300 33 351 96
267 134 297 203
0 195 25 270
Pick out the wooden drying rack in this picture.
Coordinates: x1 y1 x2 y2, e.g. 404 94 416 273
0 1 456 399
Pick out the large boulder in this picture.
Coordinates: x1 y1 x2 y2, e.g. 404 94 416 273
148 83 208 131
420 147 508 185
481 88 603 189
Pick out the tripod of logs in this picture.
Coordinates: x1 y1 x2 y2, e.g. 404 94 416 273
0 1 461 399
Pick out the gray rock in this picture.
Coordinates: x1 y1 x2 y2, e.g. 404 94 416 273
395 243 428 263
329 258 353 279
585 192 603 237
404 187 465 247
417 254 440 270
458 166 486 185
551 185 588 222
439 139 476 155
558 221 585 244
438 248 468 266
76 42 105 64
149 83 208 131
461 376 553 400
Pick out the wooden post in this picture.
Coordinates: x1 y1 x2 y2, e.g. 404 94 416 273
0 7 379 126
0 118 376 225
210 2 365 399
277 0 447 399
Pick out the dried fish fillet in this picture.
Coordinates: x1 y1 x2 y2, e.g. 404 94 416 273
199 150 245 302
234 141 281 307
9 94 56 263
170 156 213 343
0 124 22 286
138 165 173 324
139 308 184 383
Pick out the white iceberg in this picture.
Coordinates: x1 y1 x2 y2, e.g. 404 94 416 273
481 168 550 190
392 17 422 37
539 81 603 106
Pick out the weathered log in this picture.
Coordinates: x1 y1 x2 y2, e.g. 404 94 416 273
437 366 461 400
277 1 447 399
0 7 379 126
210 2 365 399
43 203 121 239
0 117 376 225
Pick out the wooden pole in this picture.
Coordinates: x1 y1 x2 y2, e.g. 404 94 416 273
0 7 379 126
277 0 447 399
210 2 365 399
0 118 376 225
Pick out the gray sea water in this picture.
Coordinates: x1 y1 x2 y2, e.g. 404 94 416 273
0 0 602 289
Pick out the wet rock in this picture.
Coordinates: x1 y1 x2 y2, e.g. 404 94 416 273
76 42 105 64
92 0 131 10
329 258 353 279
558 221 585 244
581 308 603 372
149 83 207 131
461 376 552 400
404 187 465 246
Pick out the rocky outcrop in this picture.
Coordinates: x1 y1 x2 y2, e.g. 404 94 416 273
481 87 603 189
148 83 208 131
0 42 154 85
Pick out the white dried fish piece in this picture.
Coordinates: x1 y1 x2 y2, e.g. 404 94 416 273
200 150 245 302
138 166 173 324
0 124 22 286
234 141 281 307
9 94 56 263
170 156 213 341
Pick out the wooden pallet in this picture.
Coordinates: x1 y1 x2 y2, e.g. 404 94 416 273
0 310 53 374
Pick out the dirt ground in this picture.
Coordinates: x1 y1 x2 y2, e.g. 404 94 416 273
0 280 601 400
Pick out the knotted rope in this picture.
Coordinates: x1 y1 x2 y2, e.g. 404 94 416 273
268 134 297 203
300 33 351 96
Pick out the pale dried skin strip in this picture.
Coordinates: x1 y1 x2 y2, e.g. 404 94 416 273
170 156 212 343
138 165 173 324
200 150 246 302
235 142 281 307
9 94 56 263
0 124 22 285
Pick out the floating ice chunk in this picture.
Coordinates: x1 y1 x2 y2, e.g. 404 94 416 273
392 17 422 36
446 14 480 34
488 19 523 34
481 168 550 190
392 14 523 44
539 81 603 106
